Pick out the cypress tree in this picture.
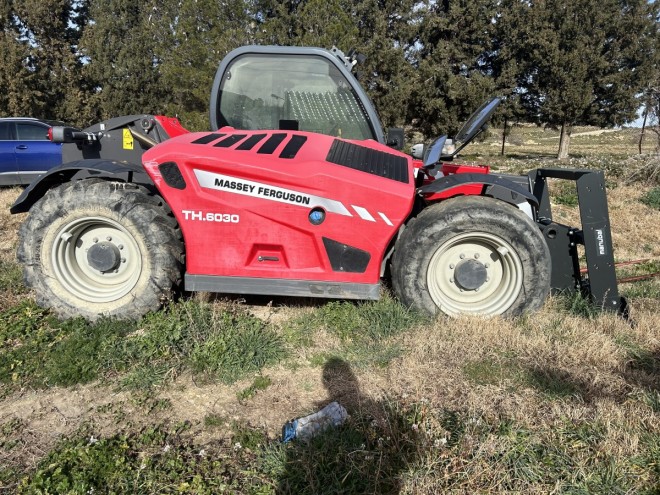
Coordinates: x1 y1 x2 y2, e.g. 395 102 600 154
156 0 252 131
519 0 658 159
0 0 88 124
78 0 165 123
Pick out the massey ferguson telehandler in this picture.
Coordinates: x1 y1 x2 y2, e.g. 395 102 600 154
10 46 627 321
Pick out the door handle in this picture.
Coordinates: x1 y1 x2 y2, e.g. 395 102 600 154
15 145 28 150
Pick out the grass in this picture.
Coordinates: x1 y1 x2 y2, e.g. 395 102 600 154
0 299 287 393
641 187 660 210
9 399 657 494
1 131 659 493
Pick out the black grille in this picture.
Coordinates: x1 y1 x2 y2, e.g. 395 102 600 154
279 135 307 159
236 134 267 150
326 140 409 183
191 133 225 145
258 133 288 154
214 134 247 147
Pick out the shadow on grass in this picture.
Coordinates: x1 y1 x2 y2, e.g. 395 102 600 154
621 346 660 393
522 366 593 400
276 358 423 494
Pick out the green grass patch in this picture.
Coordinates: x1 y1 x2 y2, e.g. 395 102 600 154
559 291 603 319
288 295 427 369
237 375 272 401
0 300 134 390
0 300 287 394
203 414 224 429
520 367 581 398
640 187 660 210
0 259 25 294
551 180 579 207
293 295 427 343
620 280 660 299
16 426 251 494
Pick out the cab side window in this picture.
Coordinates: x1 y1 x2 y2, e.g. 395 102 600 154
16 123 49 141
218 54 376 141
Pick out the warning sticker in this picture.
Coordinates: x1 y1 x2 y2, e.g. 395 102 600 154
122 129 134 150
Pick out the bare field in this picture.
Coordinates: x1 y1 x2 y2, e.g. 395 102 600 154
0 131 659 493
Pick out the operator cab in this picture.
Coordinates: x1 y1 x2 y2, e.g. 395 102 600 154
210 46 386 144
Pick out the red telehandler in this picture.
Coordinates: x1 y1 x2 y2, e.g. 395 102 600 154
11 46 626 320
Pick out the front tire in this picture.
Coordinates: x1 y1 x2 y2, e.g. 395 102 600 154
391 196 551 317
18 180 184 321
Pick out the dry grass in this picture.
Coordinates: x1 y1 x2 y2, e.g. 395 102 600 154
0 188 23 264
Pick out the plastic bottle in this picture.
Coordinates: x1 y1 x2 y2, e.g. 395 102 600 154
281 401 348 443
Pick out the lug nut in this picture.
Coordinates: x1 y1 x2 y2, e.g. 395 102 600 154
93 237 98 243
121 258 126 263
459 254 465 259
450 278 454 284
485 263 490 268
449 264 455 269
474 253 480 259
106 236 112 241
118 244 124 250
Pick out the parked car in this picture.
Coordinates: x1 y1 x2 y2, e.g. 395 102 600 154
0 117 64 186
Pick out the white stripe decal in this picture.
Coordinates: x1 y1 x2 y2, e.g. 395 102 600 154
352 205 376 222
378 212 393 226
194 169 352 216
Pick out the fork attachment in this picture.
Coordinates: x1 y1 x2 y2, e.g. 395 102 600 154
529 168 626 314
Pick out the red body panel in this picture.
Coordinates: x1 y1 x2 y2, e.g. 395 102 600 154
142 130 415 284
154 116 189 138
420 162 490 200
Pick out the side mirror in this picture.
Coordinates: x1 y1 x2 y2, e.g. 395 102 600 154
386 128 404 150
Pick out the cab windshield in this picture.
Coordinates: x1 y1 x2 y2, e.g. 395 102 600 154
217 54 376 141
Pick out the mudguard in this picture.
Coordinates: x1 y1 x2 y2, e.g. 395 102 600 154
419 173 539 208
10 159 152 214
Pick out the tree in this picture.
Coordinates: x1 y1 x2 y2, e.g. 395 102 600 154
155 0 252 131
408 0 499 138
0 0 89 124
78 0 166 124
350 0 420 129
519 0 658 159
254 0 419 129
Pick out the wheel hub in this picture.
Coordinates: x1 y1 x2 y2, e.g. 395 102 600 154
426 232 524 316
454 259 488 290
86 241 121 272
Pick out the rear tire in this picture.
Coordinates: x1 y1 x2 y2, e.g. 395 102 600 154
391 196 551 317
17 180 184 321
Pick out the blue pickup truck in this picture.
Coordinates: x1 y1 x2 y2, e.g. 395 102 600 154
0 117 64 186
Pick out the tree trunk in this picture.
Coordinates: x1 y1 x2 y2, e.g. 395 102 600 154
501 118 508 156
557 122 572 159
638 107 648 155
